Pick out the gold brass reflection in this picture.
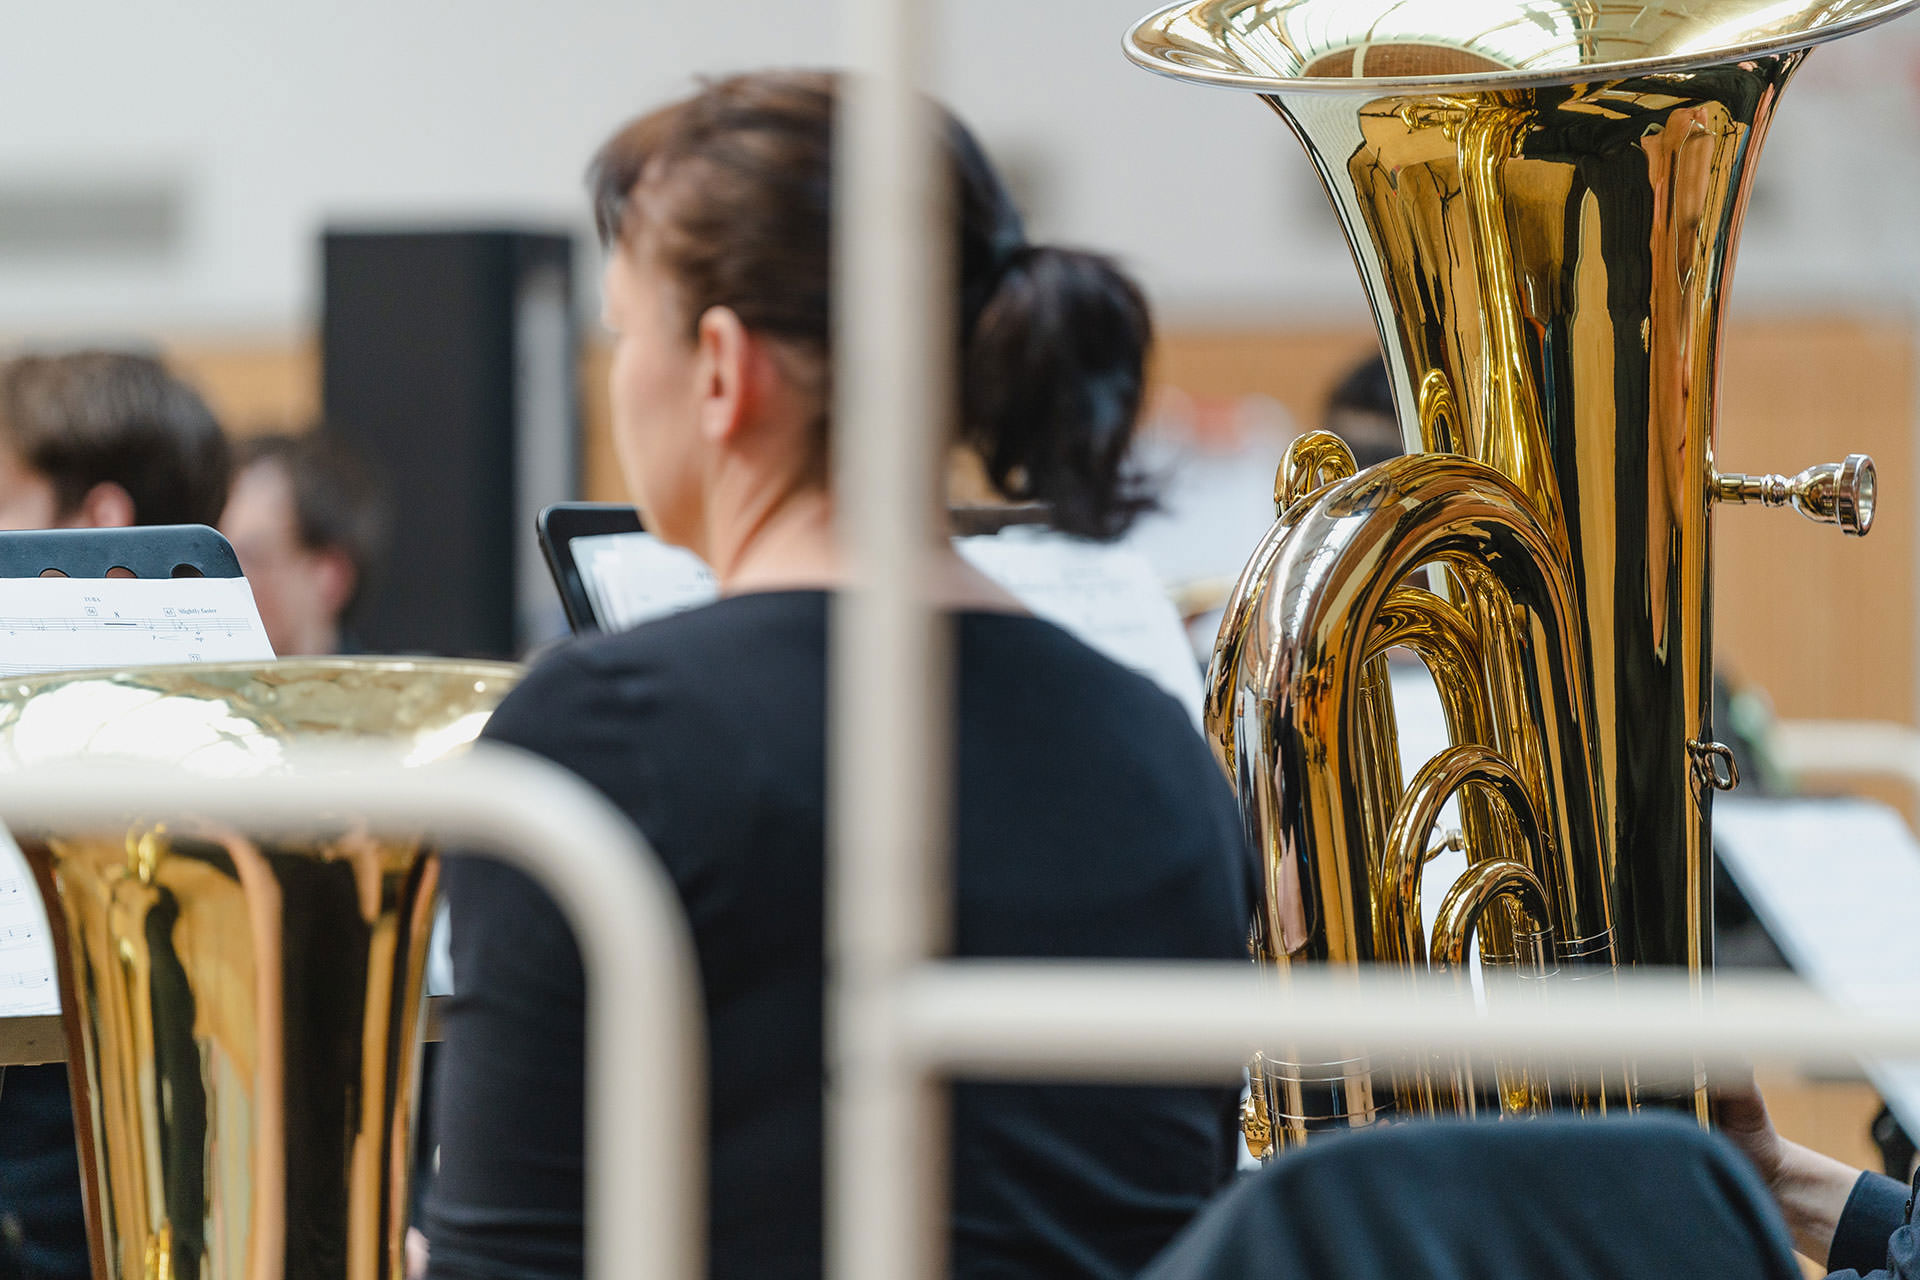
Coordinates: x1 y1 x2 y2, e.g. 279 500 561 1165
1125 0 1919 87
0 659 518 1280
1127 0 1913 1151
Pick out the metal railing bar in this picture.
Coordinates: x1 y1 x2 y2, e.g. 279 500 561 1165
896 962 1920 1080
0 746 704 1280
831 0 953 1277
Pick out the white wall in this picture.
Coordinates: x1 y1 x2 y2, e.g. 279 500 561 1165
1 0 1917 337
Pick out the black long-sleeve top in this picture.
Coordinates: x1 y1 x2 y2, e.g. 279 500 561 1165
1829 1171 1920 1279
423 590 1255 1280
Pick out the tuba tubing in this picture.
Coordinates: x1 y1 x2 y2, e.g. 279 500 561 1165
1234 453 1614 971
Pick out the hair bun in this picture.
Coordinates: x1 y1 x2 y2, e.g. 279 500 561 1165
961 245 1156 540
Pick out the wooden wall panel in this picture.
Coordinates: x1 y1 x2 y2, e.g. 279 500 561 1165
1713 316 1915 726
580 341 624 503
1150 327 1383 433
164 337 320 437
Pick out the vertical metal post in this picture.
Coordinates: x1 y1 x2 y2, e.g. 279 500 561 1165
830 1 953 1279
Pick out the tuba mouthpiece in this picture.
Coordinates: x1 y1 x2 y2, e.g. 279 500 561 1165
1713 453 1876 536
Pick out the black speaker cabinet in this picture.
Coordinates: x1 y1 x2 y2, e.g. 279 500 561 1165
322 229 578 659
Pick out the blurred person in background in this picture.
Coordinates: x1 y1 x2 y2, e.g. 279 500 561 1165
0 351 229 536
0 349 230 1280
423 71 1253 1280
1320 353 1402 470
220 429 391 656
1132 356 1402 651
222 428 427 1270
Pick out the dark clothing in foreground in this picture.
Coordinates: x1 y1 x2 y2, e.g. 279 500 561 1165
1139 1116 1801 1280
0 1066 87 1280
1829 1170 1920 1279
425 590 1254 1280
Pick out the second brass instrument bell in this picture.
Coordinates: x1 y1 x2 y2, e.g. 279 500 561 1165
0 658 517 1280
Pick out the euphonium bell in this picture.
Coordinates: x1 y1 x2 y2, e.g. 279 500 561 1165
1126 0 1914 1151
0 659 518 1280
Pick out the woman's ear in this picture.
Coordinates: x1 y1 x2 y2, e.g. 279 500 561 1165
67 481 136 530
311 547 359 620
694 305 754 444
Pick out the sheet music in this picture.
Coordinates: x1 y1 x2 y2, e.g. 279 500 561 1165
0 856 53 1016
573 528 1208 720
0 577 275 677
0 574 274 1015
1715 798 1920 1133
953 528 1205 721
574 532 718 631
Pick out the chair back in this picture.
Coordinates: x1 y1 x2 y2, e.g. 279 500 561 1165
1139 1117 1801 1280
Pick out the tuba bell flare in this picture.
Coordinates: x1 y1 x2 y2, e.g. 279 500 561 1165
0 658 518 1280
1127 0 1918 1151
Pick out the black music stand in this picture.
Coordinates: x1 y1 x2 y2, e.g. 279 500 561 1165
0 525 242 580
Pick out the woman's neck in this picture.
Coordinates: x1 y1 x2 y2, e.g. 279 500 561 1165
711 487 843 593
708 487 1026 614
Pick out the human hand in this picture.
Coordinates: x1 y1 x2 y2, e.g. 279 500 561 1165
1711 1066 1865 1266
1710 1066 1785 1189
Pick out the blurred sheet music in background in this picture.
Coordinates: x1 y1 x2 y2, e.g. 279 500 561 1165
568 524 1206 723
572 532 717 634
953 526 1204 723
1716 798 1920 1136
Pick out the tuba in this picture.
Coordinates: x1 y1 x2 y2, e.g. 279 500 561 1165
0 659 517 1280
1126 0 1909 1152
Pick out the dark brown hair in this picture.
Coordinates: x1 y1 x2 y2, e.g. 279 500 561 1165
0 351 230 527
589 71 1155 539
1324 353 1402 470
234 428 393 618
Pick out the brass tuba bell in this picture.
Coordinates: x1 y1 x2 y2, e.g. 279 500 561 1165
1126 0 1913 1152
0 658 518 1280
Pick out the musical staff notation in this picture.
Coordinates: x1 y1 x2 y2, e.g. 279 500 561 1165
0 577 271 684
0 615 250 635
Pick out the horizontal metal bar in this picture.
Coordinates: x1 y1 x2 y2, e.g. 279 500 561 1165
898 962 1920 1081
0 746 704 1280
0 996 450 1066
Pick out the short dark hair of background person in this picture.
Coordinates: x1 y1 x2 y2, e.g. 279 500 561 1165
0 350 230 527
1322 353 1404 471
